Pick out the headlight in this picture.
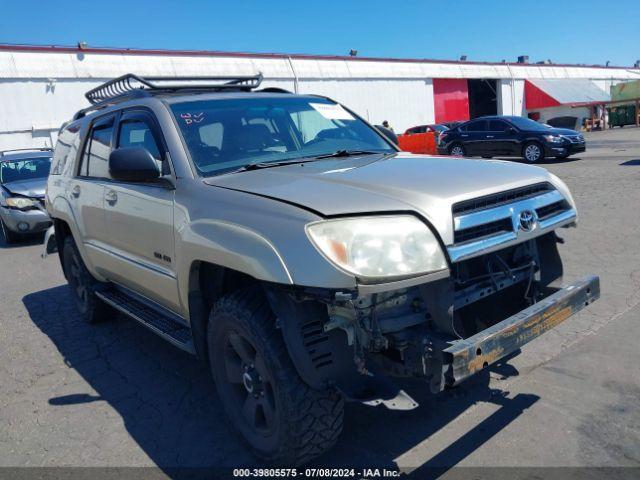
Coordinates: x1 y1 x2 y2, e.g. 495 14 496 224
306 215 447 280
5 197 36 209
544 135 563 144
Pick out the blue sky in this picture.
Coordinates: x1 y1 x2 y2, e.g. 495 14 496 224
2 0 639 66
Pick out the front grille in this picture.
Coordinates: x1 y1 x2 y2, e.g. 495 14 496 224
564 135 584 143
449 183 577 262
536 200 568 220
454 218 512 244
452 182 554 215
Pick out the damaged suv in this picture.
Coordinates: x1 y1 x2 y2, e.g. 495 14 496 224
44 74 599 465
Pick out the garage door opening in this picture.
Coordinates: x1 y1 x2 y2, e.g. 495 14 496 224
468 79 498 118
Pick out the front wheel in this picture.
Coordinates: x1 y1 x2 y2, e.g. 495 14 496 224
523 142 544 163
449 144 466 157
208 288 344 465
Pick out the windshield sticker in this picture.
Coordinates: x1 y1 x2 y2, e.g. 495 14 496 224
309 103 354 121
180 112 205 125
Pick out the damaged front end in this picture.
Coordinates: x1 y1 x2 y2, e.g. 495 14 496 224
267 232 600 409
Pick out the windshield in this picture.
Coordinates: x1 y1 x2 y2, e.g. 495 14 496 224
0 157 51 184
507 117 548 132
170 96 395 176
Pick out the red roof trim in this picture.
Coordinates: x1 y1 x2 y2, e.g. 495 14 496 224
0 43 637 71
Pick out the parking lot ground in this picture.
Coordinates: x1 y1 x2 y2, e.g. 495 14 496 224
0 127 639 477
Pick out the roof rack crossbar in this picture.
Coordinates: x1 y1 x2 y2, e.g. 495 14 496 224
84 73 264 105
0 147 53 157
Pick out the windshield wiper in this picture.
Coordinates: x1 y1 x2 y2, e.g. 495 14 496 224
229 158 316 174
314 149 384 159
226 150 395 175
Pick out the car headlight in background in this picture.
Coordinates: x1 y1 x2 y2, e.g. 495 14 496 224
306 215 447 280
544 135 564 144
5 197 36 209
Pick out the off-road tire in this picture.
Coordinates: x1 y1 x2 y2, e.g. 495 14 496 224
62 236 112 324
208 287 344 465
0 218 18 244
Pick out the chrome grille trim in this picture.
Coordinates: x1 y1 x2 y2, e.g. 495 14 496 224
448 187 575 263
454 190 564 231
451 182 553 215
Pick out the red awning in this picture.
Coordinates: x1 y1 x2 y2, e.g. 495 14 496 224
525 79 610 110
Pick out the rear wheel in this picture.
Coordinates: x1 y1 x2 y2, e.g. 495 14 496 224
0 219 18 244
208 288 344 465
62 236 112 323
449 143 466 157
523 142 544 163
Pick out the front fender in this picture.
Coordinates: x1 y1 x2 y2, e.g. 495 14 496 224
177 219 293 312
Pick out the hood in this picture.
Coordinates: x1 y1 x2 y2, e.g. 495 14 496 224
205 153 558 245
546 127 580 136
2 177 47 198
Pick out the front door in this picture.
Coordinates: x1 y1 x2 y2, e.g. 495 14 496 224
101 110 180 313
485 119 517 156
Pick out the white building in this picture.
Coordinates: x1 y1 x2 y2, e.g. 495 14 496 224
1 44 639 149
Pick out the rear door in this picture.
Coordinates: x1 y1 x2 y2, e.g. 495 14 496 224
463 120 488 155
101 109 180 312
70 114 114 270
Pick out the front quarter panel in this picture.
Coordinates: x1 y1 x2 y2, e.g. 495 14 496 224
174 182 358 315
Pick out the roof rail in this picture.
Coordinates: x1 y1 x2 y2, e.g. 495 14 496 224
0 147 53 157
84 73 264 105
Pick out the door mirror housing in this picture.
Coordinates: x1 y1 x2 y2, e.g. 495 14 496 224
109 147 160 182
507 127 517 134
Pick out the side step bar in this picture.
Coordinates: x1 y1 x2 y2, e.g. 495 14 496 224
95 287 196 355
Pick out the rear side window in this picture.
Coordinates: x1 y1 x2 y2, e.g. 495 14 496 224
466 120 487 132
79 118 114 178
51 124 80 175
488 120 510 132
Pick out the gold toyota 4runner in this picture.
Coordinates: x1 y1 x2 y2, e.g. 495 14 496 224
43 74 599 465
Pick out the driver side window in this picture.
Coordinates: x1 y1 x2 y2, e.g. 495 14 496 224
116 116 165 174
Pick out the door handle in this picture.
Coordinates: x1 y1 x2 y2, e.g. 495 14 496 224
461 134 469 137
486 135 495 138
71 185 81 198
105 190 118 205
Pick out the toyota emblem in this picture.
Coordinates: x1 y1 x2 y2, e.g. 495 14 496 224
518 210 537 232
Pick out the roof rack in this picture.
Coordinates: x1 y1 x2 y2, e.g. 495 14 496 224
0 147 53 157
84 73 263 105
74 73 264 120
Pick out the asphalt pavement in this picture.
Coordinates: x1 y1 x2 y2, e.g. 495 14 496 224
0 127 638 478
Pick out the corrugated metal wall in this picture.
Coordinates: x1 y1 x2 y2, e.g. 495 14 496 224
1 48 638 149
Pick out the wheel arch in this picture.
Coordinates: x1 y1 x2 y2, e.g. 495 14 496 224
187 260 262 362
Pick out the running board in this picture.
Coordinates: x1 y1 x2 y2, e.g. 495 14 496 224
95 288 196 355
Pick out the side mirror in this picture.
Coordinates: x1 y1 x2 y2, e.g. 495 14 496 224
508 127 517 134
109 147 160 182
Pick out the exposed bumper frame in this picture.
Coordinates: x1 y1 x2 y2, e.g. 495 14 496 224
441 275 600 387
